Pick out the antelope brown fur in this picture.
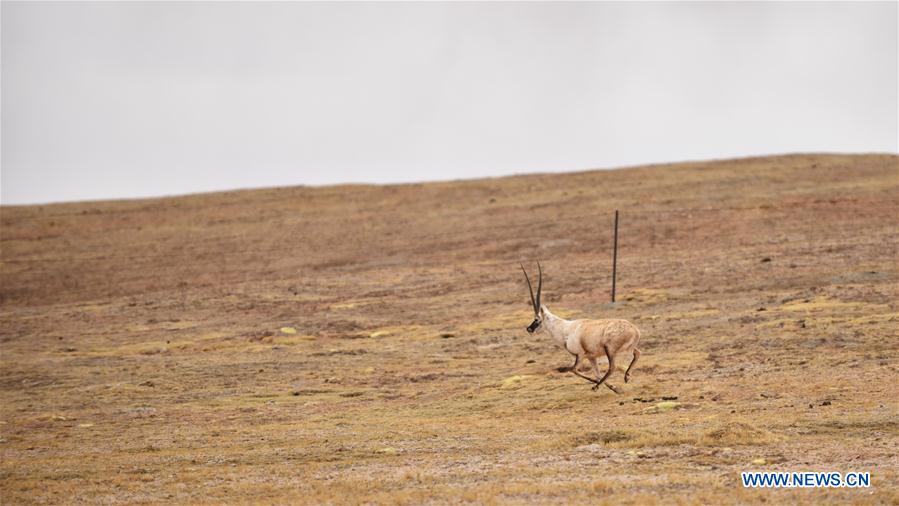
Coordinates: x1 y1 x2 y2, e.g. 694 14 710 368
521 262 642 393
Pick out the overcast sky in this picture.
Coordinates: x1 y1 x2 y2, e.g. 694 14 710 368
2 1 897 205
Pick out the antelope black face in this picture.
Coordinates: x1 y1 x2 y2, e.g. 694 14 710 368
520 261 543 334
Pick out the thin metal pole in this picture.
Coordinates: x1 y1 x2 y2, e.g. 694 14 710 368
611 210 619 302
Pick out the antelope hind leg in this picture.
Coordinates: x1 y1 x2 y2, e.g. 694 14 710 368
625 348 641 383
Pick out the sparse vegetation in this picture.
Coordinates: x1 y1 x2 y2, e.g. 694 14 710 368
1 154 897 503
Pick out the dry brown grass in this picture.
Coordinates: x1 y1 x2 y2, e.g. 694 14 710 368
1 154 898 504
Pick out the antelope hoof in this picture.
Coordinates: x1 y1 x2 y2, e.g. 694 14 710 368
608 384 622 394
624 374 630 383
591 383 600 391
557 366 573 373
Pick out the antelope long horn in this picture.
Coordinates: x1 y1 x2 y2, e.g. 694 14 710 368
536 260 543 310
521 263 537 315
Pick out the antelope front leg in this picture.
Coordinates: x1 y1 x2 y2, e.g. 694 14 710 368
557 354 579 373
572 362 620 394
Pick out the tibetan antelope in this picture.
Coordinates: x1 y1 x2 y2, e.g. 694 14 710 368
520 261 642 393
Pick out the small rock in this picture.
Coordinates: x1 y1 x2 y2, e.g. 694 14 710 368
760 257 771 263
751 458 767 465
439 332 456 339
525 359 535 364
661 396 678 401
821 400 831 406
139 380 155 388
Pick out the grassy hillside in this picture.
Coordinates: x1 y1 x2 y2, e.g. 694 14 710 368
1 154 897 504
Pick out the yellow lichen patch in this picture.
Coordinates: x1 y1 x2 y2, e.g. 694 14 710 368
369 330 390 338
501 375 533 389
280 327 297 334
655 401 681 411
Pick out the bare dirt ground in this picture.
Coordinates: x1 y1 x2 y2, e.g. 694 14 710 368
1 154 897 504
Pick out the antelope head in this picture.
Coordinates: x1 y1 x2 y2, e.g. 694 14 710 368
520 261 544 333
